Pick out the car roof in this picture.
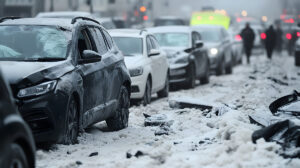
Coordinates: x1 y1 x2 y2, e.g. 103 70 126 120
147 26 192 34
36 11 92 18
109 29 147 38
0 18 101 30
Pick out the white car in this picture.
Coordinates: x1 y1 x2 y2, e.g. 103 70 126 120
109 29 169 105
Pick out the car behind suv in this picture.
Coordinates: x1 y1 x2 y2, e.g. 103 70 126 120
110 29 169 105
0 17 131 144
148 26 210 88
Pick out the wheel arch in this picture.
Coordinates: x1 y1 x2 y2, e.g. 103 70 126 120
123 80 131 97
72 91 81 129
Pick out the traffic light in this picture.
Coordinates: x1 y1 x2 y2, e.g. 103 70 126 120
140 6 146 13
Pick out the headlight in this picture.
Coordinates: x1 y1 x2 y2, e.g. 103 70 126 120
210 48 218 56
18 80 57 98
129 67 143 77
175 56 189 64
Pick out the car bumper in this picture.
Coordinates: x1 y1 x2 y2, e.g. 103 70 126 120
208 56 219 70
169 63 190 84
130 74 148 99
17 91 69 143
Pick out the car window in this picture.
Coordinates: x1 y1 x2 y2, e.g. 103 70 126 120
90 27 108 55
77 28 93 58
150 36 160 49
102 30 113 49
146 36 153 55
112 37 143 56
0 25 70 61
198 29 221 43
154 33 189 47
221 28 228 39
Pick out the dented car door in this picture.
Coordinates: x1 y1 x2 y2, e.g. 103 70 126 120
76 27 108 126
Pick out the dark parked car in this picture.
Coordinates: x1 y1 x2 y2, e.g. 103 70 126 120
0 70 35 168
148 26 210 88
193 25 233 75
0 17 131 144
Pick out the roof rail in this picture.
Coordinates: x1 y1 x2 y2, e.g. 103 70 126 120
71 16 100 25
0 16 22 23
140 29 147 35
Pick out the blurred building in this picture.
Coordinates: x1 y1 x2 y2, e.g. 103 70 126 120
0 0 45 17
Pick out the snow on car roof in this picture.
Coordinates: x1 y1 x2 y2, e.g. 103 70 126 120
147 26 192 34
36 11 92 18
109 29 147 38
0 18 73 29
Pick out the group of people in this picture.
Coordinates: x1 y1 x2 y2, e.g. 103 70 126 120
240 22 282 64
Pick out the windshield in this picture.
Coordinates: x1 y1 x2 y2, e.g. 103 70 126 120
154 33 189 47
112 37 143 56
198 29 221 43
0 25 70 61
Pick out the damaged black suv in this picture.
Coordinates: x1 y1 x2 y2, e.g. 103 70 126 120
0 17 131 144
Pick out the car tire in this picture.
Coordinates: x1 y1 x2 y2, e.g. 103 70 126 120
157 74 169 98
106 86 130 130
185 64 196 89
216 58 225 76
63 97 79 145
142 79 152 105
225 61 232 74
200 62 210 84
7 143 29 168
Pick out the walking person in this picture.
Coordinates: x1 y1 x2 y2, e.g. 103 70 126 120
265 25 277 59
240 23 255 64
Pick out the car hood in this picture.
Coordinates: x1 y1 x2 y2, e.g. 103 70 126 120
124 55 144 69
160 47 190 64
0 60 74 87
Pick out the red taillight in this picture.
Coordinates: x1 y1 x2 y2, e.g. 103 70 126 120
260 33 267 40
297 32 300 37
235 34 242 41
286 33 292 40
143 15 148 21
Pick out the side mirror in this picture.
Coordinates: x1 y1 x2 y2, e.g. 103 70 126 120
194 40 204 48
79 50 102 64
149 49 160 57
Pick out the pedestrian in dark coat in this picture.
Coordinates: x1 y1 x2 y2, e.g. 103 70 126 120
275 24 283 54
240 23 255 64
265 25 277 59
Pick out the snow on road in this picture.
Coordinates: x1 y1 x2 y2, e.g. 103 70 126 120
37 54 300 168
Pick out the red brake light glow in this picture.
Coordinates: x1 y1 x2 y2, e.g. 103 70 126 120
260 33 267 40
297 32 300 37
235 34 242 41
286 33 292 40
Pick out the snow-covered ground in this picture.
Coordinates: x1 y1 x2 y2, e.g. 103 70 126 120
37 54 300 168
